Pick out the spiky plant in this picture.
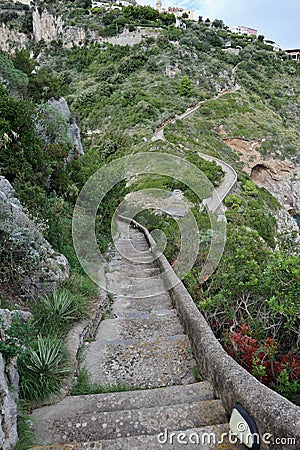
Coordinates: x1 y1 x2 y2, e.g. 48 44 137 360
18 336 70 401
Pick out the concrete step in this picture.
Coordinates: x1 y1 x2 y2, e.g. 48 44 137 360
32 383 214 420
110 294 173 318
106 274 166 297
86 310 184 342
84 333 196 387
32 399 229 446
108 264 160 277
31 424 245 449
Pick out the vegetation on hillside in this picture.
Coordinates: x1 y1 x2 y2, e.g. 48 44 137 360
0 3 299 411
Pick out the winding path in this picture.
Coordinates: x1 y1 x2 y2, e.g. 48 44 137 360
29 67 243 450
152 77 240 213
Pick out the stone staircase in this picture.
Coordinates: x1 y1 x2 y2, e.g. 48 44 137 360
30 220 244 449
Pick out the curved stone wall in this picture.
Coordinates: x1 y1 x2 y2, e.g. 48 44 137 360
119 215 300 450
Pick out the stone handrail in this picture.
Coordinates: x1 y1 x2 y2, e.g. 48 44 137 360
118 214 300 450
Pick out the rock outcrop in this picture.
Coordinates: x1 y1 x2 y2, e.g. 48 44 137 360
0 352 18 449
0 309 31 450
224 138 300 213
32 7 64 42
0 23 30 52
0 3 160 52
0 308 33 449
275 208 300 244
47 97 84 162
0 176 69 300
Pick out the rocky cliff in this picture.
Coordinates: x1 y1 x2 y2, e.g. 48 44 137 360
0 2 160 52
0 22 30 52
47 97 84 162
0 177 69 301
224 138 300 214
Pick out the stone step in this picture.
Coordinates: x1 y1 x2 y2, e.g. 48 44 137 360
108 264 160 277
106 273 165 289
32 399 228 446
31 424 245 449
84 333 196 387
111 293 172 318
32 383 214 420
86 310 184 342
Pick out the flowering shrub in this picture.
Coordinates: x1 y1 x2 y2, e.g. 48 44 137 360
225 324 300 403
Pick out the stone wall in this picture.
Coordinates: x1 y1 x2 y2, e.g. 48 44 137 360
120 215 300 450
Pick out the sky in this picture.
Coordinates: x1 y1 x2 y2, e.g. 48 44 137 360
138 0 300 50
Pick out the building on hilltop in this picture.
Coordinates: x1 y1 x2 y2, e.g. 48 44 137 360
285 49 300 61
167 7 194 21
156 0 162 13
230 25 257 37
155 2 195 21
11 0 30 4
264 39 281 52
92 0 133 7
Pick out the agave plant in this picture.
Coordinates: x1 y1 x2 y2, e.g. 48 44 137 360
34 289 85 335
19 336 70 401
42 290 78 319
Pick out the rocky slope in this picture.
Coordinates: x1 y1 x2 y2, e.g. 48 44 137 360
0 176 69 301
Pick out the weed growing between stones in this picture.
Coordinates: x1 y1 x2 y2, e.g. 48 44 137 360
72 368 143 396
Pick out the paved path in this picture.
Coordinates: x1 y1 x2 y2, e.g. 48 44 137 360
30 67 243 450
83 220 196 389
31 219 244 449
198 153 237 213
152 73 240 213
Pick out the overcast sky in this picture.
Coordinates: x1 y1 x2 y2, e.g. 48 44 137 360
138 0 299 49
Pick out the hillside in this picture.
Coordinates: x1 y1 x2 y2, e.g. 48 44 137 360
0 1 300 447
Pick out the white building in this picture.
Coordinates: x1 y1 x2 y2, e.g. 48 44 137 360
92 1 110 7
167 7 195 21
264 39 281 51
230 25 257 37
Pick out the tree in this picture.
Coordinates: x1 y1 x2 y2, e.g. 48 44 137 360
212 19 224 29
12 50 36 76
179 76 193 97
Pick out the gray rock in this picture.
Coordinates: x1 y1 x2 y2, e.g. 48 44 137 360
0 308 33 330
48 97 84 162
67 122 84 162
48 97 71 123
0 353 18 449
0 177 69 300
